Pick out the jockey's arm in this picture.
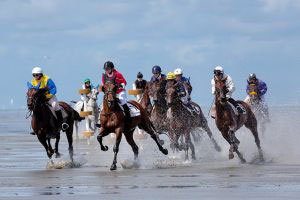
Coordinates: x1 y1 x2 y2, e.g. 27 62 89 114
211 79 216 95
226 76 235 95
47 79 57 96
259 81 267 96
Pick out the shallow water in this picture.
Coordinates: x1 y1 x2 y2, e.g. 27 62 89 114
0 107 300 199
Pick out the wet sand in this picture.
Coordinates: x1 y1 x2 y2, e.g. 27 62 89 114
1 108 300 199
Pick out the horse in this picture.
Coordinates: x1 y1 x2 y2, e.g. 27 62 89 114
96 81 168 171
245 83 269 136
181 82 221 152
73 88 99 139
139 83 153 115
147 80 169 134
166 81 195 160
214 78 263 163
26 83 82 162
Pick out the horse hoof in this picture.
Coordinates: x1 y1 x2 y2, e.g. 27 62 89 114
214 144 222 152
241 159 246 164
229 153 234 160
159 139 164 146
55 152 61 158
101 145 109 151
110 164 117 171
161 148 168 155
192 155 196 160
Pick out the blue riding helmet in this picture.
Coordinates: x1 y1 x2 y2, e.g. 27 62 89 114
152 65 162 74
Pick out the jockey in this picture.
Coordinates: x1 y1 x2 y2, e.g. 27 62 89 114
81 78 94 102
211 66 245 114
245 73 269 120
133 72 147 102
166 72 187 101
101 61 131 123
245 73 268 101
150 65 166 83
30 67 69 135
174 68 192 102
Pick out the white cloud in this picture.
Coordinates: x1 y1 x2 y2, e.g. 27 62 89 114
261 0 300 12
117 40 139 51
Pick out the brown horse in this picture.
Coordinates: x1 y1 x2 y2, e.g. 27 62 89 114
27 84 82 162
166 81 195 160
97 81 168 171
139 82 153 115
147 80 169 134
214 78 263 163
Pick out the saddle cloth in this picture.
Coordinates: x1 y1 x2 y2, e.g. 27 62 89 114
47 103 68 119
228 102 246 116
100 102 141 117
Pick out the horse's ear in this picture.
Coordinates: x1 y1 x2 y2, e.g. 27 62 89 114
27 82 33 89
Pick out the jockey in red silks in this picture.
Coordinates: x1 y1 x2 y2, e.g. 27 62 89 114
101 61 131 123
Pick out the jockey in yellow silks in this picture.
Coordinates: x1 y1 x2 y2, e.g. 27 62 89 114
30 67 69 133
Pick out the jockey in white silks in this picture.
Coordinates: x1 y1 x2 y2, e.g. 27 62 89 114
211 66 245 117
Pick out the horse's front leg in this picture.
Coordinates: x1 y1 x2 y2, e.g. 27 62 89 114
97 127 109 151
66 128 74 163
47 138 54 157
54 132 61 158
228 129 236 160
185 130 196 160
37 133 53 159
110 127 123 171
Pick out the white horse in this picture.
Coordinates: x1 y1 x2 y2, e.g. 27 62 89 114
73 88 99 140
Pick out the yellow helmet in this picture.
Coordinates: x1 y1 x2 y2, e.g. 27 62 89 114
167 72 176 80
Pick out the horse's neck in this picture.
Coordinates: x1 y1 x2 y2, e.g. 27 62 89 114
103 99 121 113
215 99 229 119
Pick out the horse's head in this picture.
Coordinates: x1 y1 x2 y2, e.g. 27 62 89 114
103 81 117 108
26 82 47 111
248 83 260 100
149 79 166 103
214 78 227 104
166 80 180 106
90 88 99 100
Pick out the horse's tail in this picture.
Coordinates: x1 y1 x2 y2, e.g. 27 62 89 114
59 101 83 122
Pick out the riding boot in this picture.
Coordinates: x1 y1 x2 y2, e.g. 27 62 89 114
228 98 244 114
30 131 36 135
122 104 131 127
55 110 69 131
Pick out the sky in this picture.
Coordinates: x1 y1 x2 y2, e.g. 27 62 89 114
0 0 300 109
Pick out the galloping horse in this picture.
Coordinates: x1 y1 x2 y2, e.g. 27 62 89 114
166 81 195 160
27 83 82 161
147 80 169 134
214 78 263 163
245 83 269 136
97 81 168 171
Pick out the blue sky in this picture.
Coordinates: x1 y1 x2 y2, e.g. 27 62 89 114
0 0 300 109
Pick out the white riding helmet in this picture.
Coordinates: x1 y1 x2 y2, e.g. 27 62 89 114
214 65 224 73
32 67 43 74
174 68 183 75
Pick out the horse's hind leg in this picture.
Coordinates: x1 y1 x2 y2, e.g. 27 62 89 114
245 115 264 161
110 128 123 171
47 138 55 156
202 123 221 152
66 128 74 162
185 131 196 160
124 129 139 160
54 133 61 158
140 123 168 155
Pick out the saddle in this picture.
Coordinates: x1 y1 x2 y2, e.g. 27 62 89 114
227 101 246 116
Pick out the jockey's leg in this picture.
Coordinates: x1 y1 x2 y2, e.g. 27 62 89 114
228 97 244 114
49 96 69 131
118 91 131 125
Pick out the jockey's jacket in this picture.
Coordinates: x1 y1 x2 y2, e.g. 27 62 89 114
211 74 235 97
177 76 192 94
134 79 147 91
246 79 267 96
102 69 127 94
31 75 56 99
175 81 187 97
150 74 166 83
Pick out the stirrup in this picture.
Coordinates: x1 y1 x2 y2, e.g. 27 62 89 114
62 123 69 131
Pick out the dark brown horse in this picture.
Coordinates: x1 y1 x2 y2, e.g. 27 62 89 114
97 81 168 171
214 78 263 163
27 84 82 162
166 81 195 160
147 80 169 134
139 82 153 115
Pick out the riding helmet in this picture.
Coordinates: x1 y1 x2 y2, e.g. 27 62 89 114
152 65 162 74
137 72 143 78
103 61 114 70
